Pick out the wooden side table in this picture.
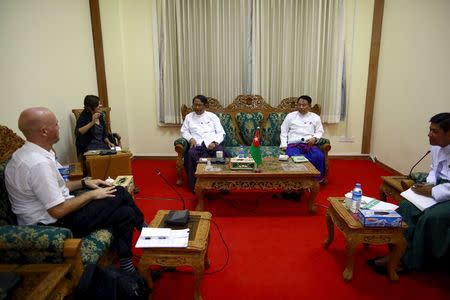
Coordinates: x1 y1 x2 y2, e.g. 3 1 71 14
85 151 132 180
137 210 212 300
323 197 407 281
0 264 72 300
68 162 83 181
379 176 408 202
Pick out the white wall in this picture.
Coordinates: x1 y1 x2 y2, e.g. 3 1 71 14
0 0 97 164
372 0 450 174
99 0 180 157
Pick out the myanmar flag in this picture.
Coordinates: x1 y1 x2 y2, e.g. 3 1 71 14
250 127 262 166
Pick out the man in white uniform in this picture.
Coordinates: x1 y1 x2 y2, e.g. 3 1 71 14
280 95 325 178
5 107 145 274
369 112 450 273
181 95 225 191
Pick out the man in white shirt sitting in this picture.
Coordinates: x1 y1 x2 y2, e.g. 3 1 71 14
369 112 450 274
280 95 325 179
181 95 226 191
5 107 145 274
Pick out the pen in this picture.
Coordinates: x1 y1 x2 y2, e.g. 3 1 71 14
144 237 167 240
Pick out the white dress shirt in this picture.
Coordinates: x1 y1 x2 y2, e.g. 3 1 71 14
181 111 225 147
5 141 73 225
427 144 450 202
280 111 324 148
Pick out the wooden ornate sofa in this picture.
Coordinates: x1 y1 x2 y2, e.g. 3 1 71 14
0 125 113 291
174 95 331 186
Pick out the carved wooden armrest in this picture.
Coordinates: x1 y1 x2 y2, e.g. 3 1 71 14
400 179 415 191
63 239 83 284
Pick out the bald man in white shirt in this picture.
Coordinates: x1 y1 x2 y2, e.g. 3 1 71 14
5 107 145 274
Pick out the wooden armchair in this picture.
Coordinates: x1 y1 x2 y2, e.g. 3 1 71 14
72 107 123 176
379 173 427 203
0 125 113 291
72 106 122 150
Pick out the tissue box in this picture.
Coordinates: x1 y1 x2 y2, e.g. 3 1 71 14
230 157 256 170
357 209 403 227
113 175 135 194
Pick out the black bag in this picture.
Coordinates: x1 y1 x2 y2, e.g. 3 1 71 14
76 264 150 300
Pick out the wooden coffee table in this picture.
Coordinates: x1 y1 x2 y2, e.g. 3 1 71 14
195 158 320 213
323 197 407 281
137 210 212 300
0 264 72 300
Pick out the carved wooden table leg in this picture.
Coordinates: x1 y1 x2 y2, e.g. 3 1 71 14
323 209 335 248
195 187 206 211
379 183 388 201
137 259 153 289
193 259 205 300
343 236 357 282
308 180 320 214
204 235 211 269
387 237 407 281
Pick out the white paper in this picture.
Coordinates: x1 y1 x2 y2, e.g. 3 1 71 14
344 193 399 211
135 228 189 248
291 155 309 163
400 188 437 211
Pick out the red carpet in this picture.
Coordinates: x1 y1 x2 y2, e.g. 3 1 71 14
131 159 450 300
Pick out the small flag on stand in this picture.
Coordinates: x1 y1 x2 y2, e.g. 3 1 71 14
250 127 262 167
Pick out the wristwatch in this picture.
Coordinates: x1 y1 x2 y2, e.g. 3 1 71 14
81 177 90 189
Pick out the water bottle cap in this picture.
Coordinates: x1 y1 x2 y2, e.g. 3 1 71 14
355 183 361 187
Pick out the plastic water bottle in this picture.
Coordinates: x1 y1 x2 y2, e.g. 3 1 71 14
238 145 246 158
350 183 362 213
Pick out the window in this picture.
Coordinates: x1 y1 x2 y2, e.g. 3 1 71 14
152 0 345 124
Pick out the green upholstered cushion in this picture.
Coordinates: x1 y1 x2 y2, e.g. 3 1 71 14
235 112 264 145
0 174 113 267
226 146 280 158
261 112 287 146
217 113 240 147
81 229 113 266
317 137 330 146
0 225 72 264
174 137 188 148
411 172 428 184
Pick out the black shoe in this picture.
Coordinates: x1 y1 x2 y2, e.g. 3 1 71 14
366 256 385 267
372 264 388 275
291 192 301 201
133 186 140 194
281 192 292 199
151 270 162 281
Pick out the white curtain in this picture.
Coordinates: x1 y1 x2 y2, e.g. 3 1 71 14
253 0 345 122
152 0 345 124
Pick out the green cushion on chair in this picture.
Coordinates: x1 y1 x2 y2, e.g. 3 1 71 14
226 146 281 158
0 225 72 264
81 229 113 266
217 113 240 147
411 172 428 184
261 112 287 146
174 137 188 148
236 112 264 145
